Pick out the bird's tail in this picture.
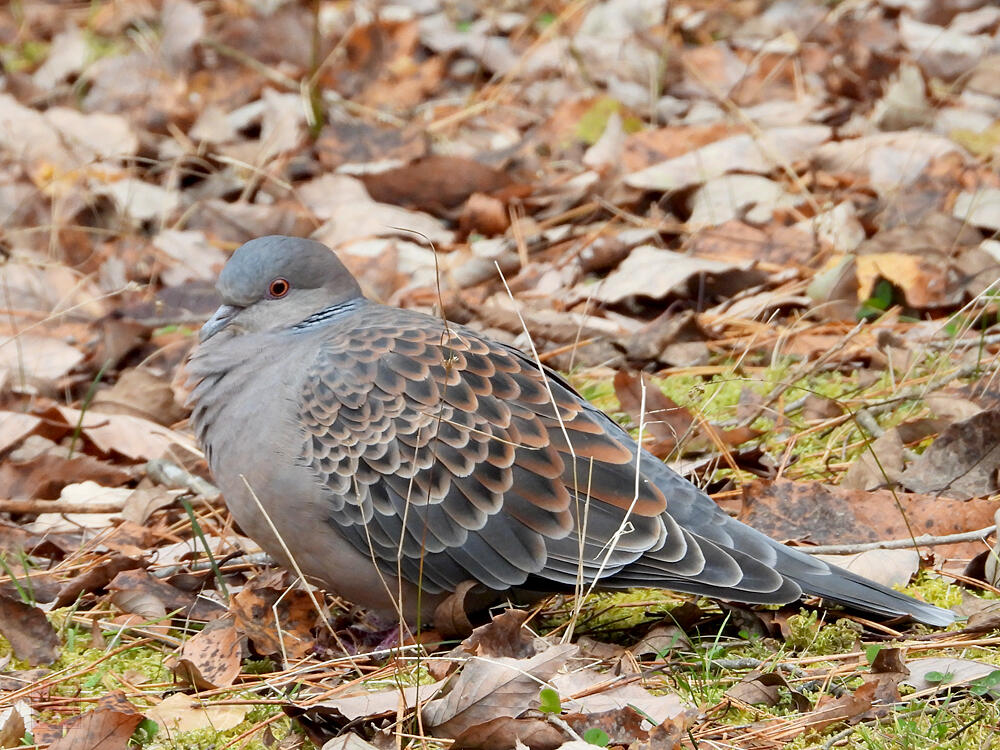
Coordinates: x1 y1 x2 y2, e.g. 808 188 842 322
773 544 956 627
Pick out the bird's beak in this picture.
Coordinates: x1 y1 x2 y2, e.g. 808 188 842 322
199 304 241 342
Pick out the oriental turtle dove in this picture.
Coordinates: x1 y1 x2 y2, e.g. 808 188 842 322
188 236 954 627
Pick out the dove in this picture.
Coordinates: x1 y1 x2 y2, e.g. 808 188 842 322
188 235 954 627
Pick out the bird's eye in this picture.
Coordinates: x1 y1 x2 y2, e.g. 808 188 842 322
268 278 290 298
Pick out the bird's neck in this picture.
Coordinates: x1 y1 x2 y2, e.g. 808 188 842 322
292 298 366 331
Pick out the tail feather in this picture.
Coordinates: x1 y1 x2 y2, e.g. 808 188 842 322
774 545 956 626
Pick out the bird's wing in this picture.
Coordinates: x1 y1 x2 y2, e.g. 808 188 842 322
297 305 790 599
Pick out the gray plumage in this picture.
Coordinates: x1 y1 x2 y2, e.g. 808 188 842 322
188 235 955 627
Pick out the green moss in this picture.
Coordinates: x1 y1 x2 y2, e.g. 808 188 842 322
785 611 862 655
540 589 690 637
242 657 277 675
147 705 311 750
364 664 436 691
901 573 967 611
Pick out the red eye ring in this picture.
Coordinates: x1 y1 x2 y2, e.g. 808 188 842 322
268 278 290 298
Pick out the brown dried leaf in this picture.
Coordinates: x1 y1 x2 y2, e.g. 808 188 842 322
0 594 60 666
53 405 195 462
450 716 565 750
36 690 143 750
629 625 690 660
564 706 647 744
0 701 30 748
0 334 84 384
0 438 135 500
585 246 768 305
550 670 688 725
725 672 784 707
0 412 41 455
423 644 576 738
904 657 1000 696
304 679 449 722
623 311 709 369
812 550 919 590
315 119 427 171
54 554 141 608
91 368 187 426
229 577 320 659
144 692 248 734
434 580 481 639
106 569 216 622
806 680 878 733
627 711 695 750
171 616 243 689
359 156 514 216
899 408 1000 499
459 192 510 237
461 609 536 659
740 479 998 560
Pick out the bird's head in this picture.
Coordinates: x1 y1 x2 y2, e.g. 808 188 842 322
199 235 363 342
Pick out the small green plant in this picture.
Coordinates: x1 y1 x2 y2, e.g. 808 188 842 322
970 670 1000 697
923 670 955 684
130 718 159 746
538 687 562 714
583 727 610 746
857 278 899 321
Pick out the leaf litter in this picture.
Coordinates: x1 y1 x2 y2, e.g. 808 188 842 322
1 0 1000 748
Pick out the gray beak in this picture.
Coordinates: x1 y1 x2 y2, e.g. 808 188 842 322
199 304 241 342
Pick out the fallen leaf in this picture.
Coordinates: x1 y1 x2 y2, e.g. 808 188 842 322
741 479 998 561
54 554 142 608
171 616 243 689
726 671 809 711
628 625 691 659
564 706 647 744
0 334 84 384
145 692 248 734
613 370 755 458
95 177 180 224
106 569 215 623
91 368 187 426
0 412 41 455
41 691 144 750
904 657 1000 698
0 701 31 749
229 576 321 659
305 680 450 722
152 230 228 287
805 680 878 733
302 174 454 250
687 175 805 228
585 245 767 305
899 408 1000 499
359 155 515 216
52 405 195 462
0 594 60 666
625 127 830 191
462 609 537 659
423 644 576 738
813 550 919 590
550 670 688 726
450 716 565 750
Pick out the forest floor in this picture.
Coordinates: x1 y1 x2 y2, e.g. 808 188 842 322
2 1 1000 748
